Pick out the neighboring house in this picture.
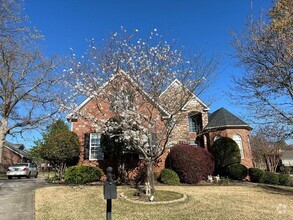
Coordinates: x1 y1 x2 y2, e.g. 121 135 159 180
280 150 293 168
2 141 29 168
67 71 254 176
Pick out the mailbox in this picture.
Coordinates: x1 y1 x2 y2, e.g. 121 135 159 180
103 181 117 199
103 166 117 200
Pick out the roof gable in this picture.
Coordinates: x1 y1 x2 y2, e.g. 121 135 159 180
67 70 170 120
5 141 28 158
159 79 209 111
205 107 251 130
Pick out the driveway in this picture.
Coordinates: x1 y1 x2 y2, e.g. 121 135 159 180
0 177 47 220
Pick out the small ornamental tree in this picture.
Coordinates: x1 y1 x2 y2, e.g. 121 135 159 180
166 144 214 184
40 130 80 178
63 28 220 195
210 137 241 175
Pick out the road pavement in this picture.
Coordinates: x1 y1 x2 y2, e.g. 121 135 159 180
0 177 47 220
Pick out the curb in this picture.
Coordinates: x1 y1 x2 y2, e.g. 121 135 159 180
119 192 187 205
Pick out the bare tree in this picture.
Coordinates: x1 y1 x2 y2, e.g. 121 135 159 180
64 28 219 195
251 125 287 172
230 0 293 139
0 0 60 165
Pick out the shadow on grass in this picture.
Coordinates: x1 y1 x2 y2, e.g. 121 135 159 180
258 184 293 195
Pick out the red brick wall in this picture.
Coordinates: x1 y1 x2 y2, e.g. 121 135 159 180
2 148 23 167
71 76 167 170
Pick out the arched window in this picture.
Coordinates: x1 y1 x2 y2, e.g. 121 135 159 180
214 135 222 141
233 134 244 159
188 112 202 133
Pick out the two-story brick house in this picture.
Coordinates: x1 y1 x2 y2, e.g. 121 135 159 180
67 70 254 176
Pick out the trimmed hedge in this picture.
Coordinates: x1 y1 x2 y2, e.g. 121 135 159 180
249 168 265 183
278 174 290 186
166 144 214 184
160 169 180 185
64 165 104 184
226 164 248 180
261 171 279 185
210 137 241 175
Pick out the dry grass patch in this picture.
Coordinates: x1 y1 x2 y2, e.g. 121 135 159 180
35 185 293 220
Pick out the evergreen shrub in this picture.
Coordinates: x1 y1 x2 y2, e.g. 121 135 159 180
159 168 180 185
210 137 241 175
226 163 248 180
249 168 265 183
64 165 103 184
261 171 279 185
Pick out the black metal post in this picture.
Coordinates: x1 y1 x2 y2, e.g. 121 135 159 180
106 199 112 220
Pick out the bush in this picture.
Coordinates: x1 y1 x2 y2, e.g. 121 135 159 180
159 169 180 185
278 174 290 186
64 165 104 184
261 171 279 185
249 168 265 183
166 144 214 184
210 137 241 175
226 164 248 180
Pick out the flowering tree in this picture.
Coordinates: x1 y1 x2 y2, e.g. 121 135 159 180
63 28 219 195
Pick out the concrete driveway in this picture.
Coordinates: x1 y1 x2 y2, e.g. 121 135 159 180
0 177 47 220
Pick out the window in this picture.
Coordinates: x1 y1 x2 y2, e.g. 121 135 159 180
89 133 104 160
214 135 222 141
188 113 202 133
233 134 244 159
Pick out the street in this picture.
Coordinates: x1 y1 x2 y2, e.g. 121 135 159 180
0 177 47 220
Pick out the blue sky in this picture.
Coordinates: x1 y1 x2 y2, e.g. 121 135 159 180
17 0 273 147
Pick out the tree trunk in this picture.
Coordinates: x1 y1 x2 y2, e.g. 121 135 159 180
146 159 155 195
0 117 8 165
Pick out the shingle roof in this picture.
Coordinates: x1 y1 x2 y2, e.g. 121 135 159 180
5 141 28 158
281 150 293 160
205 107 251 130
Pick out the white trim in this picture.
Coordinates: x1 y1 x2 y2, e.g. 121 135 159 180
159 79 181 98
159 79 209 110
89 133 103 160
4 145 25 158
233 134 244 159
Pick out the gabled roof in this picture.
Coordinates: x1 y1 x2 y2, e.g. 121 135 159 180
159 79 209 111
67 70 170 120
5 141 28 158
281 150 293 160
205 107 251 130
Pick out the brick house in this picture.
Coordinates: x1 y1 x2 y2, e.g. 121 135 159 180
1 141 29 170
67 71 254 176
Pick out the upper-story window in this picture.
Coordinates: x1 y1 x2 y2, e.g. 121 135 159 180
188 112 202 133
233 134 244 159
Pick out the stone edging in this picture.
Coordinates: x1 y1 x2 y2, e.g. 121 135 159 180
119 192 187 205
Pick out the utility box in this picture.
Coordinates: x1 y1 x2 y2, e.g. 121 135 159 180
103 181 117 199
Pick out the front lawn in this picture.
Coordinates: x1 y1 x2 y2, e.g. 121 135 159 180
35 185 293 220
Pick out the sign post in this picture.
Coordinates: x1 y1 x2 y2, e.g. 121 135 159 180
103 167 117 220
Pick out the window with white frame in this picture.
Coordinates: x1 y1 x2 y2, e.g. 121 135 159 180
89 133 104 160
233 134 244 159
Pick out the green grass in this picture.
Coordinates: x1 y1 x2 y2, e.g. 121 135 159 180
35 184 293 220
